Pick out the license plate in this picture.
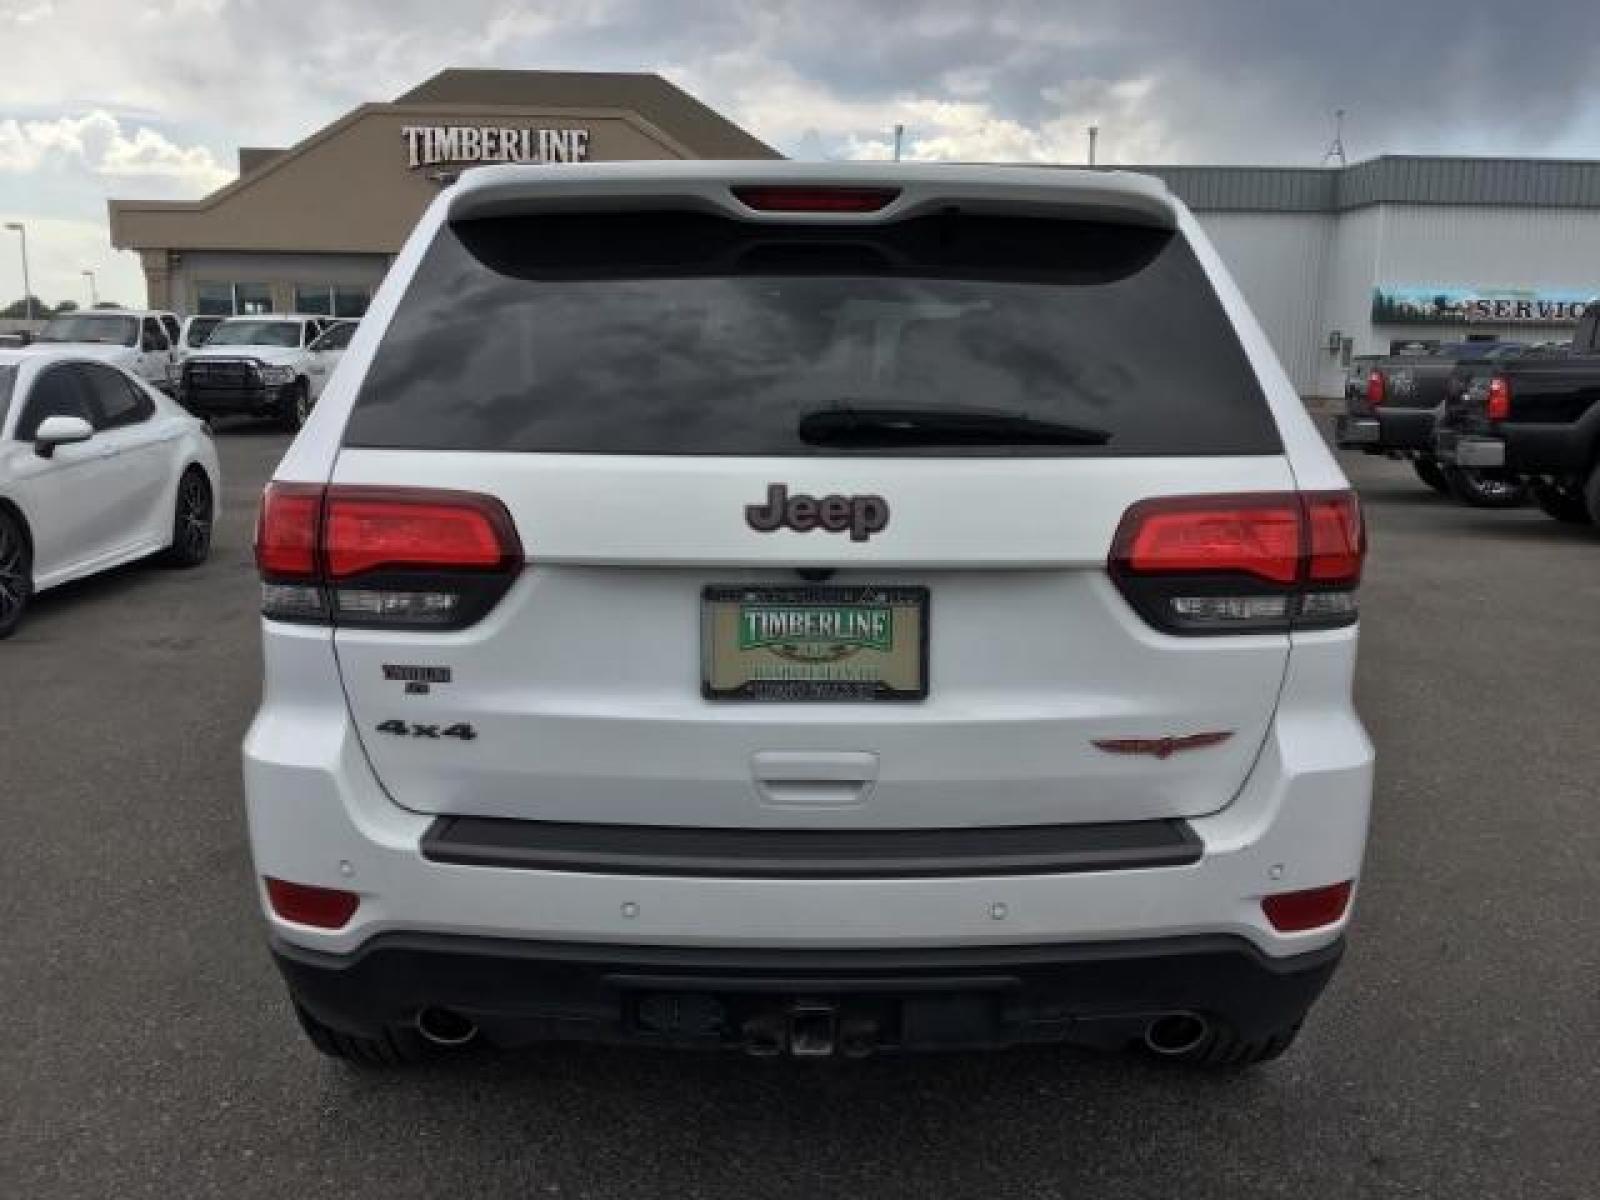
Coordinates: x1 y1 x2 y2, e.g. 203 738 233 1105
701 585 929 702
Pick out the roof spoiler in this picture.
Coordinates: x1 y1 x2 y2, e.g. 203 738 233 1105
445 161 1178 230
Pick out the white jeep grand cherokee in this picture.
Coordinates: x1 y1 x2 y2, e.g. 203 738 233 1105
246 162 1372 1067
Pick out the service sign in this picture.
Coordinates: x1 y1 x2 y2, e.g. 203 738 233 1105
401 125 591 170
1372 286 1597 326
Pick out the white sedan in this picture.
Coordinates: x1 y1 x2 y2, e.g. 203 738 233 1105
0 347 221 638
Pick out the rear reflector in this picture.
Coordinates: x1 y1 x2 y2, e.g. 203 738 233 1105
255 483 523 629
1486 375 1512 422
1365 370 1385 407
1110 491 1365 634
1261 881 1354 932
264 877 360 929
731 185 900 213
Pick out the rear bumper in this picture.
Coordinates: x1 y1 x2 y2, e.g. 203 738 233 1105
180 382 291 416
1336 408 1434 454
275 930 1343 1053
1435 430 1507 468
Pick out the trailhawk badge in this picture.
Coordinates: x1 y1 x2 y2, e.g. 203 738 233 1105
745 484 889 542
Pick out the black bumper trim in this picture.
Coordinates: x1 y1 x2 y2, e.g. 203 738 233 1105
273 932 1344 1053
420 815 1203 878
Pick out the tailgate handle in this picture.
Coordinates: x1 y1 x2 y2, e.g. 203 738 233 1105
750 751 878 808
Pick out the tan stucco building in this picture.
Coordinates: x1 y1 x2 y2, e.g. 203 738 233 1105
108 69 778 316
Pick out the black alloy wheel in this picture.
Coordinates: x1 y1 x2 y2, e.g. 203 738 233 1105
0 510 32 638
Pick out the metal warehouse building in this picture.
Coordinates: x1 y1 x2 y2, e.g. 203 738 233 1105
1132 158 1600 396
107 69 1600 398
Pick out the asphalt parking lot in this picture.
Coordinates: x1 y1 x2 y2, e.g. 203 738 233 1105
2 426 1597 1199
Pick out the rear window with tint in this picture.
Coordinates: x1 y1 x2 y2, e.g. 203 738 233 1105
345 212 1279 457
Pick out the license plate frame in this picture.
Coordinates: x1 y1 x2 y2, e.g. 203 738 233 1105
701 584 930 703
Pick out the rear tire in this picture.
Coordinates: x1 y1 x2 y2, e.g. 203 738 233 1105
293 1003 430 1067
280 380 311 432
1412 457 1451 494
159 468 214 567
1443 466 1526 508
0 508 32 640
1531 481 1594 525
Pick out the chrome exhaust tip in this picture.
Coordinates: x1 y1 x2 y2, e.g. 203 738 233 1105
416 1007 478 1047
1143 1013 1209 1057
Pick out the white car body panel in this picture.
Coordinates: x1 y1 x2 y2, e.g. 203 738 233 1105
0 348 219 592
246 162 1371 968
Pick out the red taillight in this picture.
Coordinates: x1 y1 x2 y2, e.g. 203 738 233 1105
731 185 900 213
1110 491 1365 633
255 483 322 580
264 877 360 929
1116 495 1302 585
254 483 522 628
1261 880 1354 932
1365 370 1386 407
1486 375 1512 422
323 489 520 579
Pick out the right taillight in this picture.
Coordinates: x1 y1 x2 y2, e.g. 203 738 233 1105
1110 491 1364 634
1486 375 1512 422
1365 370 1386 407
254 483 523 628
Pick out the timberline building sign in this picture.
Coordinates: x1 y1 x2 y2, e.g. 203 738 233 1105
1372 286 1598 326
402 124 592 170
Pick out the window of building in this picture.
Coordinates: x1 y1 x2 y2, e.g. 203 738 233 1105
195 282 274 316
295 284 370 319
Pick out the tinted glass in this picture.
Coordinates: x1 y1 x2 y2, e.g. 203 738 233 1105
196 283 234 316
16 366 94 440
161 315 181 344
333 286 370 318
79 363 152 429
235 283 272 315
208 320 300 347
185 317 222 347
0 365 14 431
141 317 168 350
346 213 1277 457
294 285 333 316
312 322 355 351
37 314 137 347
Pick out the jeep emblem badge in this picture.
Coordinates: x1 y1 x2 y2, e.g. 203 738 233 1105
745 483 889 543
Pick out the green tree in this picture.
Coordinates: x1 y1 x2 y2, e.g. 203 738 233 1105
1 295 52 319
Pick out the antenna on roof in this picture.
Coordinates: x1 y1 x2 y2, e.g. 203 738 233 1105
1321 108 1347 166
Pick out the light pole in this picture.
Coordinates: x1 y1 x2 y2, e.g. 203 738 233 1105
893 123 905 162
81 269 97 307
1088 125 1099 167
3 222 31 322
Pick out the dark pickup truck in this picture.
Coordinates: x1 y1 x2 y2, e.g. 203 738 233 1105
1337 341 1532 505
1436 303 1600 526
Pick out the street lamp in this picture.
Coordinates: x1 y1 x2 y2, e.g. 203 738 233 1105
3 222 32 322
81 269 97 307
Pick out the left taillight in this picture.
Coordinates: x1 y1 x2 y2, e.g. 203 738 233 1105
1109 491 1365 635
255 483 523 629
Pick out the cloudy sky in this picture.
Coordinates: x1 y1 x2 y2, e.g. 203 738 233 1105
2 0 1597 307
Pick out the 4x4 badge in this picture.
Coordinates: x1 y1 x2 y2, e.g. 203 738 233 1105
745 483 889 542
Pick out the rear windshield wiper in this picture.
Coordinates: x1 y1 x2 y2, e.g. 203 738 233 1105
797 405 1111 448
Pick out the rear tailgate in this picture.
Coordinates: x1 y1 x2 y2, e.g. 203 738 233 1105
325 177 1296 830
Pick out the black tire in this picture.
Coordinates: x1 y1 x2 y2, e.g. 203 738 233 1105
0 508 32 640
1586 463 1600 527
1412 457 1451 494
1151 1018 1303 1068
159 468 214 567
293 1003 430 1067
1531 482 1594 525
280 380 312 432
1443 466 1527 508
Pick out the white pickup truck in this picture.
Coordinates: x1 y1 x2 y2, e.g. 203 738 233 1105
27 309 181 393
178 314 335 429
